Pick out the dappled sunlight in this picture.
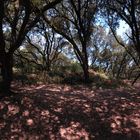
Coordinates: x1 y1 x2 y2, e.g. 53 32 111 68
7 104 19 116
26 118 34 126
35 85 46 90
22 110 30 117
59 121 89 140
0 83 140 139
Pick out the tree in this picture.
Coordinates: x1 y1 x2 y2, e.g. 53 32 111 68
43 0 97 82
17 22 66 73
104 0 140 59
103 0 140 83
90 25 111 72
0 0 62 93
28 21 67 72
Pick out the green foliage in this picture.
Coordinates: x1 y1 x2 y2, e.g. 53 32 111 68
70 62 82 74
62 73 84 85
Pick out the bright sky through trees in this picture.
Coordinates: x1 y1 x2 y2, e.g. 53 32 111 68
117 20 129 37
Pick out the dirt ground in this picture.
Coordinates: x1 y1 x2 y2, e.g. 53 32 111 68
0 83 140 140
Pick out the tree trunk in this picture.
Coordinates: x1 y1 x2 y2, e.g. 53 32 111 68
82 63 89 83
46 63 51 72
131 72 140 86
82 49 89 83
1 53 13 93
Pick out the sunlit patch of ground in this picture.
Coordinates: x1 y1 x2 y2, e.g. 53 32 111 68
59 121 89 140
0 82 139 139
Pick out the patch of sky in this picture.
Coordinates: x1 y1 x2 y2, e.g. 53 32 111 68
117 20 129 37
95 15 130 39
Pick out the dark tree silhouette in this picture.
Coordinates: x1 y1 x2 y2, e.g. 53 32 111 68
0 0 62 93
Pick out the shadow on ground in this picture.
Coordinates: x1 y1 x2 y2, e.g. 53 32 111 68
0 84 140 140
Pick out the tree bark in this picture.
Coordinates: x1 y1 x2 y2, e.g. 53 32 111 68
82 63 89 83
1 53 13 93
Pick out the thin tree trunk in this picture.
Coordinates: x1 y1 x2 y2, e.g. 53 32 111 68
116 54 127 79
82 63 89 83
46 62 51 72
131 72 140 86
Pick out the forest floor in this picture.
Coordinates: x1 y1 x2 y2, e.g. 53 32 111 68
0 82 140 140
